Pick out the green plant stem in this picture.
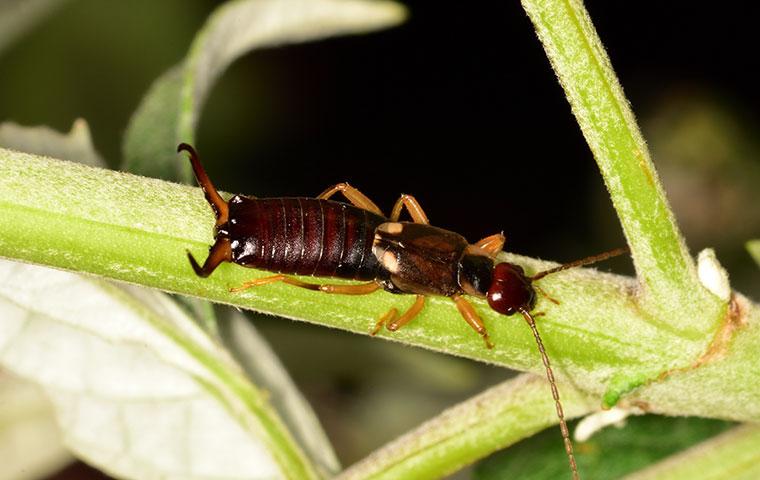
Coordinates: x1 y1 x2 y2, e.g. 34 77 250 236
337 374 591 480
521 0 726 337
0 150 758 422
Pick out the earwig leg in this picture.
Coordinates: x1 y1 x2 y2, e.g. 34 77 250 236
371 308 397 336
317 183 384 216
231 275 380 295
231 274 293 292
387 295 426 331
451 294 494 349
178 143 229 226
390 194 430 224
473 233 506 256
320 282 381 294
187 238 231 278
534 285 560 305
371 296 425 336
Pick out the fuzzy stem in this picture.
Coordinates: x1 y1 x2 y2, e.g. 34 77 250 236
0 150 758 421
520 0 726 337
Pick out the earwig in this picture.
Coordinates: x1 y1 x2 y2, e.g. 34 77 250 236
179 143 628 480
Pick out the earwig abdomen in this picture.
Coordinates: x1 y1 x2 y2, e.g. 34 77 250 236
225 196 386 281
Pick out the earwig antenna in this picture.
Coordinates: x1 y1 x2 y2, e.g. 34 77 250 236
530 246 629 282
178 143 229 226
520 308 580 480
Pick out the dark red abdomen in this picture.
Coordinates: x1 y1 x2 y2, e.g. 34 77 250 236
223 196 386 281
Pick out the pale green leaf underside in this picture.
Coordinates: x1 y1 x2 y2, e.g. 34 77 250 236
0 373 72 480
122 0 407 181
0 119 105 168
0 259 316 480
220 310 341 476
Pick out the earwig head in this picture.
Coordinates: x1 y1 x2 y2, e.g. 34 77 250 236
486 262 536 315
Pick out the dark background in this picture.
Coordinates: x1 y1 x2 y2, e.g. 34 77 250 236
3 1 760 278
1 1 759 478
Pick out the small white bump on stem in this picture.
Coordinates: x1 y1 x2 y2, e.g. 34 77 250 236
697 249 731 301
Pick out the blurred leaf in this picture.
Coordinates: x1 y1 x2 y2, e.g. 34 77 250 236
0 259 320 479
338 375 592 480
174 291 222 337
219 309 341 476
0 119 104 167
623 424 760 480
0 371 72 480
475 415 733 480
644 95 760 250
0 0 68 55
122 0 407 181
748 240 760 269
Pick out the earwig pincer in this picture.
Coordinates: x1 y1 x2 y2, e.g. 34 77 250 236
179 143 627 480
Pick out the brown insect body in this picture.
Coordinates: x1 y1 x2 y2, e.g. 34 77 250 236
179 143 628 480
373 222 472 296
223 195 388 281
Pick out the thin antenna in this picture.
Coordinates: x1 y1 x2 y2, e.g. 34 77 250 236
520 307 580 480
530 246 629 282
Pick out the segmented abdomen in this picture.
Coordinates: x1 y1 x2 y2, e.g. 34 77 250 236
225 196 386 281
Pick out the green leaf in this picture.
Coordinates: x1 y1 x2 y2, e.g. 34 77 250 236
624 424 760 480
218 309 341 476
0 259 320 479
475 415 733 480
0 373 72 480
0 119 105 167
122 0 407 181
338 374 591 480
747 240 760 268
520 0 726 336
0 0 68 55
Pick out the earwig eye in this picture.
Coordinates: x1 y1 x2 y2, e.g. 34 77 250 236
487 263 535 315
